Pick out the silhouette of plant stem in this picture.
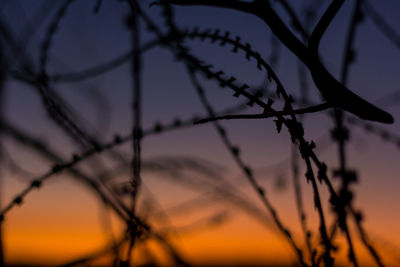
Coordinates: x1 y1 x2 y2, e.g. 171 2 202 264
247 85 400 149
309 0 344 54
195 103 330 123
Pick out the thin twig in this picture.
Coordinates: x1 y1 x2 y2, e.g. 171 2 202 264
194 103 331 124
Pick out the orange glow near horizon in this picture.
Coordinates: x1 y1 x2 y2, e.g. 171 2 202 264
3 168 400 266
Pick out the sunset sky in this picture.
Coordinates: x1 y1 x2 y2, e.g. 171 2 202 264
1 0 400 266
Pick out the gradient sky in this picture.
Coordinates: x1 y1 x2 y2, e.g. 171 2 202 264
1 0 400 266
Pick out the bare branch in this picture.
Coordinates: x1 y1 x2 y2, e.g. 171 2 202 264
195 103 331 124
309 0 345 54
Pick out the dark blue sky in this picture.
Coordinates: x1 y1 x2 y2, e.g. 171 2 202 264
2 0 400 191
2 0 400 174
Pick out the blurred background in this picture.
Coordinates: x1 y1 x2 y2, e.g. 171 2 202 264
0 0 399 266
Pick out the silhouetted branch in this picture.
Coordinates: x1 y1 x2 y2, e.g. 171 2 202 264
163 0 393 124
309 0 344 54
194 103 331 124
271 0 309 40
